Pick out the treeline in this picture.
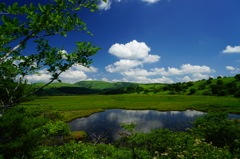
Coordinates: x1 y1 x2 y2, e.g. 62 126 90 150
35 87 102 96
100 74 240 97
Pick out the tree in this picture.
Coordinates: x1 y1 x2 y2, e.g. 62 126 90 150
234 74 240 81
189 88 196 95
0 0 103 116
217 80 223 86
187 82 194 87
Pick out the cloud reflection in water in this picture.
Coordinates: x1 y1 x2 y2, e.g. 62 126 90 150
68 109 205 143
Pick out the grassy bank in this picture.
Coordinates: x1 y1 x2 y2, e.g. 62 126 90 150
21 95 240 121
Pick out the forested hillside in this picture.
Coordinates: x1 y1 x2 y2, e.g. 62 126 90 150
34 81 140 96
100 75 240 97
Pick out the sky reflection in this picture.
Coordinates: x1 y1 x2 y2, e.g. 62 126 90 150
68 109 208 143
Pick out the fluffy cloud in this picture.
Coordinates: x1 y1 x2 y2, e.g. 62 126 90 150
142 54 161 63
226 66 235 70
26 64 98 84
226 66 240 73
105 59 143 73
141 0 160 4
108 40 160 63
72 65 98 72
109 40 150 59
121 68 156 77
98 0 112 10
222 45 240 53
151 64 215 76
60 69 87 84
25 69 52 83
177 76 192 82
123 76 174 83
192 73 210 80
102 77 109 82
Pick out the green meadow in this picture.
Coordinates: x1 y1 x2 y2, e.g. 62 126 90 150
22 95 240 121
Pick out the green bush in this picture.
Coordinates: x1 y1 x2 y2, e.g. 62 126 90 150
0 108 48 158
202 91 212 96
218 90 229 96
234 90 240 98
189 112 240 154
189 88 196 95
0 107 70 158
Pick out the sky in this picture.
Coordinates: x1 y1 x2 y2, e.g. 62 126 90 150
4 0 240 84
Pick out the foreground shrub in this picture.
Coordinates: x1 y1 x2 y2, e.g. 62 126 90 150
189 112 240 155
117 123 234 159
32 141 132 159
0 108 48 158
234 90 240 98
0 107 70 158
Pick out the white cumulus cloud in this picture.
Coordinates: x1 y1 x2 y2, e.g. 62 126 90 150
226 66 240 73
222 45 240 53
72 65 98 72
109 40 151 59
177 76 192 82
98 0 112 10
122 76 173 83
26 64 98 84
192 73 210 80
121 68 156 77
226 66 235 70
142 54 161 63
26 69 52 83
102 77 109 82
151 64 215 76
60 69 87 84
105 59 143 73
141 0 160 4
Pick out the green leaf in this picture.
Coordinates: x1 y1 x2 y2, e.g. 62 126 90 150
38 3 44 12
1 15 8 23
0 3 6 11
30 3 34 9
12 2 18 10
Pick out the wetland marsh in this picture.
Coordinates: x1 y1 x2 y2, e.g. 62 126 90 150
22 95 240 121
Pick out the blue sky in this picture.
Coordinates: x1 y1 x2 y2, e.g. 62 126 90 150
5 0 240 84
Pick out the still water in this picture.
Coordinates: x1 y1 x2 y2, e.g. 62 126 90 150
68 109 240 143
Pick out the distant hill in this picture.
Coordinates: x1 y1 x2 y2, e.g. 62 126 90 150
33 81 142 96
100 76 240 97
74 81 140 90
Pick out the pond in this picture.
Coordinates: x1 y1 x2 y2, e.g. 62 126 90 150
68 109 240 143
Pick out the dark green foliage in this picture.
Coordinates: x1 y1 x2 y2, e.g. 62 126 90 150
217 76 222 79
0 108 70 158
187 82 194 87
234 90 240 98
182 84 188 89
202 91 212 95
190 112 240 154
0 108 48 158
0 74 36 107
168 91 176 95
198 83 206 90
234 74 240 81
162 85 169 91
205 79 212 85
219 90 229 96
143 89 149 94
43 111 64 121
209 84 219 95
217 80 224 85
189 88 196 95
208 77 213 80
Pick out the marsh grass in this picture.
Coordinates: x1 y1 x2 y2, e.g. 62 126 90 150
21 95 240 121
